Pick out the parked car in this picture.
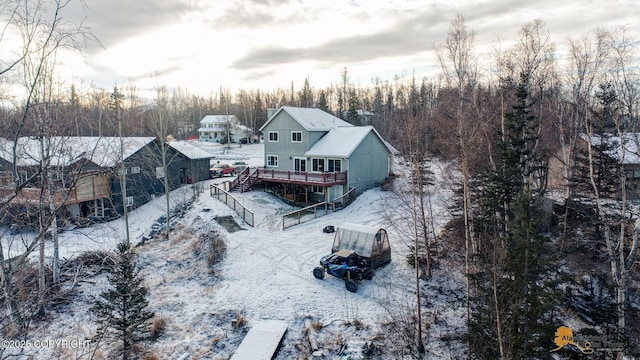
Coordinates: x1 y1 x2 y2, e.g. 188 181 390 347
233 161 248 172
210 163 236 178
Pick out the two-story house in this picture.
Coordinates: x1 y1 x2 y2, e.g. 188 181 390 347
256 106 395 203
198 115 251 143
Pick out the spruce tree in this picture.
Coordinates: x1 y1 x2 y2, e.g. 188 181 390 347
346 89 360 125
572 82 621 199
91 241 154 359
317 90 329 112
469 73 560 359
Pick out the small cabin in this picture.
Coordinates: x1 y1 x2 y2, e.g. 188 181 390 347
331 222 391 269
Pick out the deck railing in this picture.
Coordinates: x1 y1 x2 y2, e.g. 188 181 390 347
331 187 357 210
256 169 347 186
209 184 255 227
282 201 329 230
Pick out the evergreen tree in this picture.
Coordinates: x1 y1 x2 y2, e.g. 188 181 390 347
572 82 622 199
91 241 154 359
336 90 345 119
317 90 329 112
346 89 360 125
253 90 266 130
469 73 560 359
299 76 313 108
409 74 420 116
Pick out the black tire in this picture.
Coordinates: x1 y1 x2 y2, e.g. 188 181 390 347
363 270 374 280
313 267 325 280
345 279 358 293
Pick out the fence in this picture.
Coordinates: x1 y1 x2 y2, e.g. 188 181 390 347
331 187 357 209
209 184 255 227
281 187 358 230
282 201 329 230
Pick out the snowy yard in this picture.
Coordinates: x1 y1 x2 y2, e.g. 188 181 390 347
3 143 468 359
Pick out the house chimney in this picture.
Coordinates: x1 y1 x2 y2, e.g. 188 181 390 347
267 108 278 120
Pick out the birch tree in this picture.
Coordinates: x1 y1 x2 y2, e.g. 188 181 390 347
575 29 639 355
434 15 480 351
0 0 94 338
148 84 173 238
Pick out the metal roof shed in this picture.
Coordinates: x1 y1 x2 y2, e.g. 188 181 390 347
331 222 391 269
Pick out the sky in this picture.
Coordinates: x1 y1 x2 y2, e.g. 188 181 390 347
61 0 639 96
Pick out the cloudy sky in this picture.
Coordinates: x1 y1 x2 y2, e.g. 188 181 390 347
64 0 638 96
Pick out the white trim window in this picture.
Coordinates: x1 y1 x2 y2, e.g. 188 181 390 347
312 158 325 172
267 155 278 167
293 157 306 172
291 131 302 143
328 159 342 172
268 131 279 142
125 196 134 207
131 166 141 174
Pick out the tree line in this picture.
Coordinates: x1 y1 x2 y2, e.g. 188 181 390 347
1 0 639 357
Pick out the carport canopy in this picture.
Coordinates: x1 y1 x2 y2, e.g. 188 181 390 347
331 222 391 268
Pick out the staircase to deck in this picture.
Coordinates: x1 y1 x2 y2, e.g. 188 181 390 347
229 168 259 193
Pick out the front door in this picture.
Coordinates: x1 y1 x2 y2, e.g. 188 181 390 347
293 157 306 173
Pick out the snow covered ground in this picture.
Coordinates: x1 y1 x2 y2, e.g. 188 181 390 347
3 142 468 359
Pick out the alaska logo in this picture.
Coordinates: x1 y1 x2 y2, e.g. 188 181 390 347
551 326 594 354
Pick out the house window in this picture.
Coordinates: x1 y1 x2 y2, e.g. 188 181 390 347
267 155 278 167
312 158 325 172
131 166 141 174
328 159 341 172
291 131 302 142
294 158 306 172
268 131 279 142
311 186 324 194
125 196 134 207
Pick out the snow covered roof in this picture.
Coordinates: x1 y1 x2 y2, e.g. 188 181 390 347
580 133 640 164
168 141 213 160
0 136 156 167
259 106 352 132
200 115 239 125
305 126 395 158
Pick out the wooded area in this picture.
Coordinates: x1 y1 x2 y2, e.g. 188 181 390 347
0 0 639 358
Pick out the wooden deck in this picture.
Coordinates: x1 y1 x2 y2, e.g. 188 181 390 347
231 320 288 360
0 173 111 206
256 169 347 187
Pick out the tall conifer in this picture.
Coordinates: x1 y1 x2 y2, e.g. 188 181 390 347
469 73 559 359
91 241 154 359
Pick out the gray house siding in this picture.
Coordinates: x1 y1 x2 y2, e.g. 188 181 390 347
346 131 390 192
260 107 393 203
264 112 309 171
